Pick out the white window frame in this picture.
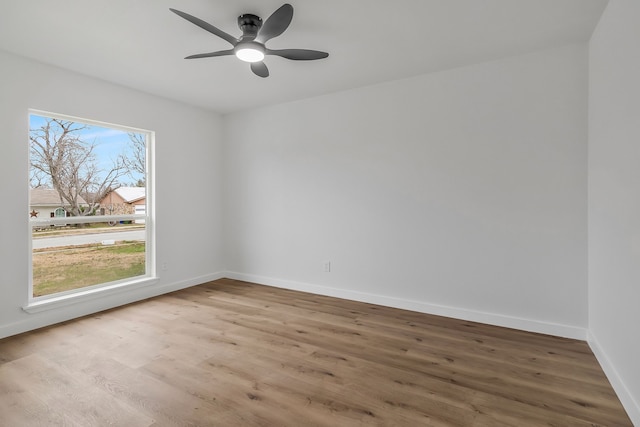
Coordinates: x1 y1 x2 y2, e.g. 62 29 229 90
24 109 157 313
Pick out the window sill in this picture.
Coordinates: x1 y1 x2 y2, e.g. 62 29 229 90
23 277 159 314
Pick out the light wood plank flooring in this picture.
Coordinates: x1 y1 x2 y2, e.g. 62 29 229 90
0 278 632 426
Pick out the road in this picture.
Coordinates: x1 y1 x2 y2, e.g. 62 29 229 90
32 229 145 250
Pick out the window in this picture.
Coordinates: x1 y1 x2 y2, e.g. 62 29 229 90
28 110 154 305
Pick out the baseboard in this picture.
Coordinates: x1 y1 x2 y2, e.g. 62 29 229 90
0 271 225 340
223 271 588 340
588 332 640 426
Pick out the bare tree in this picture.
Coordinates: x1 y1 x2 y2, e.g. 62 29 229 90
29 168 48 189
125 132 146 184
30 118 131 216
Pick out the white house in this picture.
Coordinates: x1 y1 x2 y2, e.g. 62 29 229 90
29 188 88 220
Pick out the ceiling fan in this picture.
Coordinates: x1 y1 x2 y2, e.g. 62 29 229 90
169 3 329 78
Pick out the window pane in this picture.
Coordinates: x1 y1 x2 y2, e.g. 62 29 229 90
32 221 146 297
29 112 150 298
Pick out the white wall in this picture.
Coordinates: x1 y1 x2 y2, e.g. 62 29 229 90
588 1 640 423
2 22 635 422
223 44 589 339
0 51 225 338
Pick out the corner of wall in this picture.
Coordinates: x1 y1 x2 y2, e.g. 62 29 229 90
588 331 640 425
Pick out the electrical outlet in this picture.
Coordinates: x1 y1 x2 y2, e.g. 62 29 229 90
324 261 331 273
161 262 168 271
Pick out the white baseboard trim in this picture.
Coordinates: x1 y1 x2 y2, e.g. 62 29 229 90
223 271 587 340
0 272 225 340
588 332 640 426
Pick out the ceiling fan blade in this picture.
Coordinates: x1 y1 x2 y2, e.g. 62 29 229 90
185 49 235 59
170 8 237 46
250 61 269 78
266 49 329 61
255 4 293 44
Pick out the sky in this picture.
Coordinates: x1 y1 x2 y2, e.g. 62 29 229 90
29 113 145 186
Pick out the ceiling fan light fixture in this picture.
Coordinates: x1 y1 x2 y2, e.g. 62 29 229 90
235 43 265 63
171 4 328 77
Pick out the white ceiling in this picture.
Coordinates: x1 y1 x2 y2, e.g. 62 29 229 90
0 0 607 114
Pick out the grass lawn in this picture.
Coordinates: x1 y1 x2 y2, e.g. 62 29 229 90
32 242 145 297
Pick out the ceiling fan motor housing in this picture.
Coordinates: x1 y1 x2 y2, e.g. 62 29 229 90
238 14 262 39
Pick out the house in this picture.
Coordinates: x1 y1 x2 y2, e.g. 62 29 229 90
99 187 146 219
0 1 639 424
29 188 88 219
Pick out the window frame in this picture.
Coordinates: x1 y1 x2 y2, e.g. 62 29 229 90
25 109 156 313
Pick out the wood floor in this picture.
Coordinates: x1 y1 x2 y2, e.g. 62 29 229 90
0 279 632 426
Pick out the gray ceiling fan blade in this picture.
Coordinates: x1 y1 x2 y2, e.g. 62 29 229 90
170 8 237 46
266 49 329 60
250 61 269 78
255 4 293 44
185 49 235 59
